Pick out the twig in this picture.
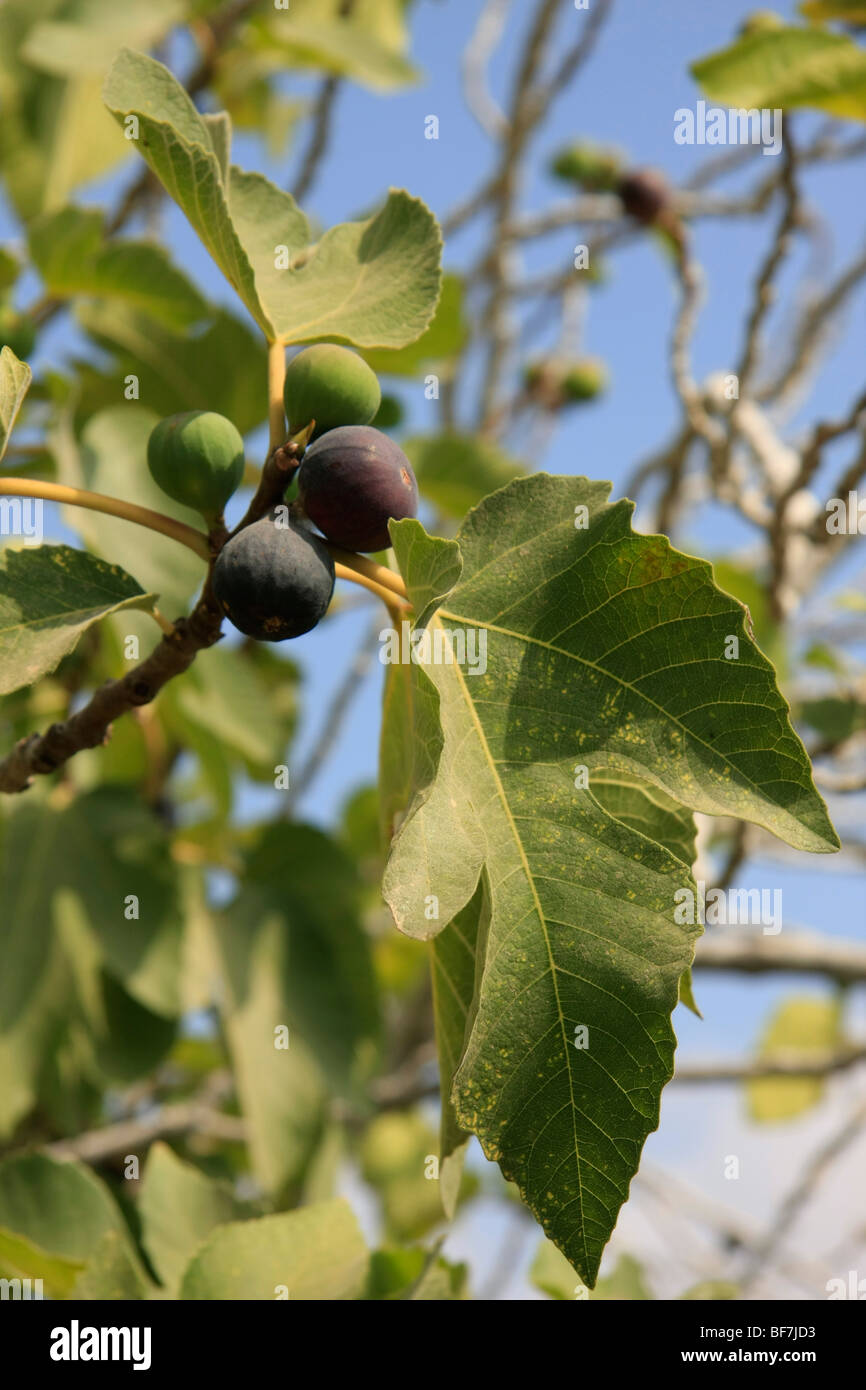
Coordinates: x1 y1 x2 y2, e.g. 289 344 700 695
675 1045 866 1083
462 0 511 138
756 245 866 405
814 766 866 794
734 132 801 396
290 0 355 203
477 0 613 425
715 821 749 892
292 77 342 204
286 614 381 812
324 545 408 602
636 1162 835 1296
267 341 287 454
740 1096 866 1291
693 930 866 985
670 256 726 455
43 1088 245 1163
769 387 866 609
0 479 210 559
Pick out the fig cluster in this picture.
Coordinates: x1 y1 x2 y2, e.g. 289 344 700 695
286 346 418 555
146 346 418 644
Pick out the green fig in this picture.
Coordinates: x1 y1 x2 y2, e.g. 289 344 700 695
147 411 245 521
549 142 623 191
283 344 381 441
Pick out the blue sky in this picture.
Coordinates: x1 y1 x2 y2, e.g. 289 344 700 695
3 0 865 1296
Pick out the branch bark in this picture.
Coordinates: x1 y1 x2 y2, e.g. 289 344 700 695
0 574 225 794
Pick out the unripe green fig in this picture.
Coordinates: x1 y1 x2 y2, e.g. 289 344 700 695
549 142 623 190
298 425 418 553
524 357 607 410
283 344 381 440
213 510 335 641
561 359 608 402
147 411 245 521
0 307 35 362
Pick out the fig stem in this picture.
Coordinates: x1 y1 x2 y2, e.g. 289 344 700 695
324 545 408 600
333 561 410 611
267 340 287 453
0 479 210 559
150 606 177 636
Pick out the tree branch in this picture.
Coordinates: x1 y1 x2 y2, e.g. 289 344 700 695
675 1045 866 1083
693 930 866 985
0 574 225 794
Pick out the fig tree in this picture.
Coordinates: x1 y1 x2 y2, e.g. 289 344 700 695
147 411 245 521
283 344 381 440
213 510 335 641
297 425 418 553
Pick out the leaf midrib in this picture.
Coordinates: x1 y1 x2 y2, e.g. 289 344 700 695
440 620 590 1274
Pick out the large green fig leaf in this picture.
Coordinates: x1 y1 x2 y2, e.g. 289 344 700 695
209 824 379 1200
103 50 441 347
257 0 419 92
0 789 184 1029
179 1199 368 1300
692 26 866 122
29 206 207 329
0 1154 136 1269
139 1144 246 1296
0 544 156 696
75 303 268 436
20 0 182 79
382 475 837 1285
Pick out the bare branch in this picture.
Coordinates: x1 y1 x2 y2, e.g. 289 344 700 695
291 77 342 204
43 1076 245 1163
740 1096 866 1291
756 244 866 405
693 929 866 986
675 1045 866 1083
734 133 801 396
462 0 511 138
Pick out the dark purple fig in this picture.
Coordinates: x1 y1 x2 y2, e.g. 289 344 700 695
213 510 335 641
617 169 670 225
297 425 418 553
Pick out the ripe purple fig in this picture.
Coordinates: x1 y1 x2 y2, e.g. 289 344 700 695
297 425 418 553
